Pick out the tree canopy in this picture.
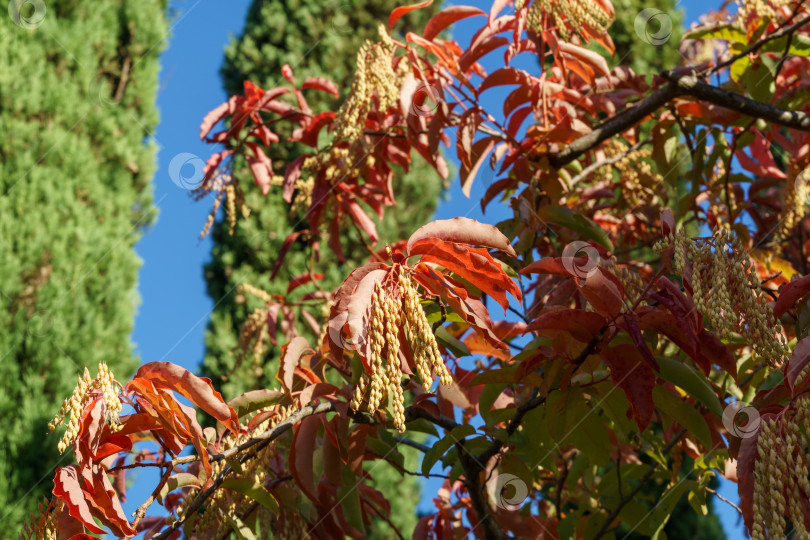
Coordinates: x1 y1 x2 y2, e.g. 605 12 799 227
22 0 810 539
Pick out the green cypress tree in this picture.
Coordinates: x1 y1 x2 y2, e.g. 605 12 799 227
201 2 443 537
0 0 166 529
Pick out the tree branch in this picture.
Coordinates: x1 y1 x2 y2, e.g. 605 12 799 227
545 67 810 169
152 402 334 540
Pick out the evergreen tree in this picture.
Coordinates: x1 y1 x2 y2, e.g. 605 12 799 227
200 1 443 537
0 0 166 529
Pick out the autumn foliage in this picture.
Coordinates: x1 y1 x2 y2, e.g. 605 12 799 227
25 0 810 538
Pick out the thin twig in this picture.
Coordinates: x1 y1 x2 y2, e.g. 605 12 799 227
706 487 743 515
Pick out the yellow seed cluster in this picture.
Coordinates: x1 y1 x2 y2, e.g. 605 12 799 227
604 259 645 303
230 282 283 378
736 0 793 25
774 166 809 246
591 140 663 207
751 398 810 540
49 362 122 454
334 25 402 142
188 404 296 537
654 228 789 367
527 0 613 42
350 275 451 432
197 171 250 238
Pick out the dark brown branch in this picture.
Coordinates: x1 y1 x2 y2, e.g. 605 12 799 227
545 66 810 169
547 84 683 168
458 441 508 540
393 436 431 454
663 71 810 131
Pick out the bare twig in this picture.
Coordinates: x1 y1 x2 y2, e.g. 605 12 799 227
706 487 743 515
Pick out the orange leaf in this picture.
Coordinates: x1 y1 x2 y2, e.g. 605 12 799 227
133 362 239 434
290 415 321 502
601 344 655 430
407 217 516 257
388 0 433 30
409 239 521 311
52 466 107 535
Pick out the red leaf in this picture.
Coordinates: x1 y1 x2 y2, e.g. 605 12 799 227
270 230 308 280
525 309 606 342
388 0 433 29
736 415 766 532
246 145 273 195
409 239 521 311
85 468 136 537
346 269 389 358
774 274 810 318
287 272 325 294
786 336 810 394
302 77 339 97
407 217 516 257
601 344 655 430
460 137 496 197
327 263 389 361
278 337 310 393
290 415 321 502
295 111 335 148
579 268 624 319
345 199 379 244
414 264 506 350
52 466 107 535
200 101 230 140
424 6 486 41
283 155 306 204
132 362 239 434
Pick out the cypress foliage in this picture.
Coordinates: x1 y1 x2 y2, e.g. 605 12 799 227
0 0 166 529
201 1 443 537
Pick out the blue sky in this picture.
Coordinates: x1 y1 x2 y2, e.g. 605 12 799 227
129 0 745 536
